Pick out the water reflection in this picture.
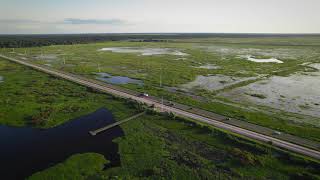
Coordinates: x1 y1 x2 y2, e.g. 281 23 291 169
0 108 123 179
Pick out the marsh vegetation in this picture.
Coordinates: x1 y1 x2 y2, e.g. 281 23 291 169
0 59 319 179
3 36 320 141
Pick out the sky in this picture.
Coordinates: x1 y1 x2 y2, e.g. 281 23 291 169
0 0 319 34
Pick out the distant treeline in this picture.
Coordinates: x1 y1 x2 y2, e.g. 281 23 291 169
0 33 319 48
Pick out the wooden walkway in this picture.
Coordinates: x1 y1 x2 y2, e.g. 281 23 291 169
89 111 146 136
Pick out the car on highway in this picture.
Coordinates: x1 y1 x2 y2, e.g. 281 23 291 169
273 131 282 135
138 93 149 97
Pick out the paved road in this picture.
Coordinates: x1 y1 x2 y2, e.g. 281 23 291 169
1 54 320 160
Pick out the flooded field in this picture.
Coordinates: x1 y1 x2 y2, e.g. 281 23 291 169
95 72 143 85
35 54 59 62
0 108 123 179
309 63 320 70
239 55 284 63
175 57 188 61
99 47 189 56
220 64 320 121
181 74 257 91
201 45 315 59
195 64 220 69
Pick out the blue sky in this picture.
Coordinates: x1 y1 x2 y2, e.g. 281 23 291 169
0 0 319 34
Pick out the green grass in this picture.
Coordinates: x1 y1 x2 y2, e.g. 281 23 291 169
105 113 320 179
0 58 137 128
0 58 319 179
28 153 108 180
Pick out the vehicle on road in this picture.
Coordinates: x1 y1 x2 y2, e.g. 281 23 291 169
138 93 149 97
273 131 282 135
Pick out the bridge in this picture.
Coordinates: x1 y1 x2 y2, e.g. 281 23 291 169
89 111 146 136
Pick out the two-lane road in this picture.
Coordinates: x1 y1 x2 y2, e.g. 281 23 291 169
1 54 320 160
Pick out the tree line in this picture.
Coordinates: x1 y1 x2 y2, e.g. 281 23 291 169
1 33 317 48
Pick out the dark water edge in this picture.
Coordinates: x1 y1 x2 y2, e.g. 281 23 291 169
0 108 124 180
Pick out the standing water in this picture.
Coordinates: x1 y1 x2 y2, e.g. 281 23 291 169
0 108 124 179
96 72 143 85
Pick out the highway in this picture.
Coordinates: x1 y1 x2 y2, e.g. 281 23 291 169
1 54 320 160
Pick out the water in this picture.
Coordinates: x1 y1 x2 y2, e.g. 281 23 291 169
220 67 320 121
96 72 143 85
99 47 189 56
0 108 124 179
0 76 3 83
44 64 52 67
195 64 220 69
240 55 283 63
181 75 257 91
201 45 307 59
36 54 58 61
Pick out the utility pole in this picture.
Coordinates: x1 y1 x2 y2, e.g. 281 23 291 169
98 63 101 73
160 66 164 112
159 67 162 87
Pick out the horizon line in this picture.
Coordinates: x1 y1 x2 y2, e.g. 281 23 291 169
1 32 320 36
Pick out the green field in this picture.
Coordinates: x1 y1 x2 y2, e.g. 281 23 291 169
0 57 320 179
2 36 320 142
0 57 137 128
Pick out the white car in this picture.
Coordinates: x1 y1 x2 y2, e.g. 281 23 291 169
273 131 282 135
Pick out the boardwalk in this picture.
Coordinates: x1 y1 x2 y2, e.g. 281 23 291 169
89 111 146 136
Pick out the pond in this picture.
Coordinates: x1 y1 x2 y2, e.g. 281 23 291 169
194 64 220 69
201 45 303 59
99 47 189 56
240 55 283 63
0 108 124 179
96 72 143 85
35 54 59 62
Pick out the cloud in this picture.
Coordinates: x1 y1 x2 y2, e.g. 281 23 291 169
0 18 130 34
63 18 126 25
0 18 127 26
0 19 41 24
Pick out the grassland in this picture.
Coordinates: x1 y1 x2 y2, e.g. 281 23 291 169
29 153 108 180
2 37 320 142
0 56 319 179
0 57 137 128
